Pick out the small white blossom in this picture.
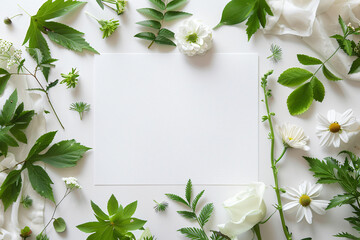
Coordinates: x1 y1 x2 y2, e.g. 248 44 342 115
347 23 356 31
277 123 310 151
62 177 82 190
175 19 213 57
0 39 22 69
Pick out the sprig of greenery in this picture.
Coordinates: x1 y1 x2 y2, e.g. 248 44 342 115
96 0 127 15
86 12 120 39
77 194 148 239
0 90 35 156
166 179 227 240
214 0 273 40
70 102 90 120
304 151 360 239
60 68 79 88
21 195 33 209
268 44 282 63
278 16 355 116
153 200 168 212
21 0 98 80
20 226 32 239
0 131 90 210
135 0 192 48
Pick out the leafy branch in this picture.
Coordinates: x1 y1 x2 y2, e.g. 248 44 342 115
305 151 360 239
278 16 356 116
0 131 90 210
135 0 192 48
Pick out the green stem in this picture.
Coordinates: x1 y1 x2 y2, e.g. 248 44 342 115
148 0 168 49
263 79 292 240
276 147 288 164
17 4 31 17
253 224 262 240
85 11 99 22
312 46 341 77
10 13 22 19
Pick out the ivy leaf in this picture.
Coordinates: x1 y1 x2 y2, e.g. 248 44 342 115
322 65 342 81
136 20 162 29
53 217 67 233
134 32 156 41
163 11 192 21
216 0 255 28
278 68 313 87
0 170 22 211
310 77 325 102
154 36 176 46
0 68 11 95
27 163 55 202
297 54 323 65
137 8 164 21
327 194 355 210
349 58 360 74
287 82 313 115
148 0 166 10
198 203 214 227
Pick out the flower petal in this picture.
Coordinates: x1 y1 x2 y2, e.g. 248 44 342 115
283 201 299 211
304 207 313 224
296 206 305 223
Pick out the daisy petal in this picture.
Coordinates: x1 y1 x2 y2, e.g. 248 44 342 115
296 206 305 223
304 207 313 224
308 184 322 198
310 201 327 215
283 201 299 211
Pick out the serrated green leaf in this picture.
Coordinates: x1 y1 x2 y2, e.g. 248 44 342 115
335 232 360 239
327 194 355 210
96 0 104 9
166 193 189 206
192 190 204 211
108 194 119 216
0 170 22 211
304 156 339 184
44 21 99 54
27 164 55 202
199 203 214 227
26 131 57 161
158 28 175 38
154 35 176 46
164 11 192 21
10 128 27 144
137 8 164 21
166 0 187 11
287 82 313 115
136 20 161 29
310 77 325 102
349 58 360 74
245 12 260 41
278 68 313 87
0 68 11 95
185 179 192 204
134 32 156 41
177 210 197 220
216 0 255 28
178 227 208 240
322 65 342 81
338 16 347 35
53 217 67 233
258 0 273 27
0 90 18 125
297 54 323 65
36 0 85 20
148 0 166 10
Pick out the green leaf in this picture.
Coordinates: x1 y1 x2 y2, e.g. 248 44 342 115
77 221 108 233
297 54 323 65
310 77 325 102
53 217 67 233
43 21 99 54
158 28 175 38
349 58 360 74
342 39 353 56
136 20 162 29
34 139 91 167
166 193 189 206
118 218 147 231
287 82 313 115
148 0 166 10
124 201 138 218
177 210 197 220
164 11 192 21
137 8 164 21
0 170 22 210
327 194 355 210
278 68 313 87
91 201 109 221
0 90 18 124
36 0 85 20
166 0 188 11
27 164 55 202
245 12 260 41
304 156 339 184
191 190 204 211
322 65 342 81
26 131 57 161
178 227 208 240
0 68 11 95
198 203 214 227
216 0 255 28
154 35 176 46
185 179 192 204
335 232 360 239
10 128 28 144
134 32 156 41
338 16 347 35
107 194 119 215
96 0 105 9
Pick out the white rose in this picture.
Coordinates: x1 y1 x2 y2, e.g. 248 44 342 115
218 183 267 239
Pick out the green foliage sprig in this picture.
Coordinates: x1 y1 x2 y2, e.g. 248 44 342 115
268 44 282 63
70 102 90 120
153 200 168 212
166 179 228 240
135 0 192 48
305 151 360 239
96 0 127 15
0 90 35 156
86 12 120 39
21 0 98 80
77 194 147 240
60 68 79 88
0 131 90 210
215 0 273 40
21 195 33 209
278 16 355 116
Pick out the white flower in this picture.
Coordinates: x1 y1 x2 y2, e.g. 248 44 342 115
0 39 22 69
218 183 267 239
62 177 82 190
316 109 359 148
174 19 212 56
277 123 310 151
282 181 329 224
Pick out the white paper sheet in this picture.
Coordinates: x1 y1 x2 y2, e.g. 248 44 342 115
94 53 258 185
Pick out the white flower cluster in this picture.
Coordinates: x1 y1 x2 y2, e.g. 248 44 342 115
62 177 82 190
0 39 22 69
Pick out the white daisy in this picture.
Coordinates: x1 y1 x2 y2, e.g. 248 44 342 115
174 19 212 56
282 181 329 224
316 109 359 148
277 123 310 151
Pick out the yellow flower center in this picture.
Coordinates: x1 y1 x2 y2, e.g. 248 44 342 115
329 122 341 133
299 195 311 207
288 137 293 141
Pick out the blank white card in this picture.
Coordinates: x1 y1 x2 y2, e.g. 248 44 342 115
94 53 258 185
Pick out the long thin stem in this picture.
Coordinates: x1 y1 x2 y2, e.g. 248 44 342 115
253 224 262 240
312 46 341 77
262 75 292 240
276 147 288 164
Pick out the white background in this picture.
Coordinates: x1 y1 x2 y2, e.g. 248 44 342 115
1 0 360 239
